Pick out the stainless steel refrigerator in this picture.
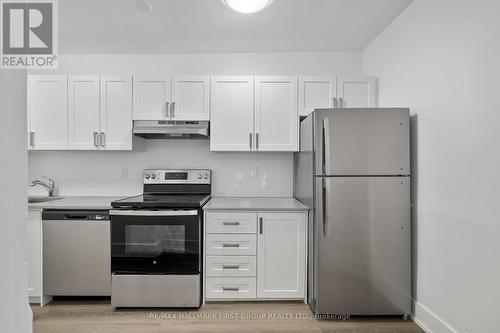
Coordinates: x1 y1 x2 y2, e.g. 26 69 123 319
294 108 411 316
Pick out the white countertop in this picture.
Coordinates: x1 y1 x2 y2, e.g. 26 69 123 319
28 196 125 210
203 197 309 211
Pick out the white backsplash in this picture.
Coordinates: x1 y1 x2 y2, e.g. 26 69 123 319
28 138 294 197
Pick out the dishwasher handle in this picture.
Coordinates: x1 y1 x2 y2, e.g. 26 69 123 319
42 210 110 221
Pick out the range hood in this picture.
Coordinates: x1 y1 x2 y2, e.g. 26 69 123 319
133 120 209 139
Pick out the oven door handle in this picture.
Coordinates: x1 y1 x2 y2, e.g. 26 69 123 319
109 210 198 216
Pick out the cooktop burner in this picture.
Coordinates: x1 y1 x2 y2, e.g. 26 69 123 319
111 169 212 209
111 194 211 209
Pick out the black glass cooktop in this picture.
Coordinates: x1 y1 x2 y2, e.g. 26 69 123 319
111 194 211 209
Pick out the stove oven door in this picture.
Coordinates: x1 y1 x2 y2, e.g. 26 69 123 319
110 210 201 274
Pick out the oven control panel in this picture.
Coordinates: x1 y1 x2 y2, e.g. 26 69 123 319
143 169 211 184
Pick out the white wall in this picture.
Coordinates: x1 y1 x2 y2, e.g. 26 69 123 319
29 52 362 197
362 1 500 332
0 71 32 332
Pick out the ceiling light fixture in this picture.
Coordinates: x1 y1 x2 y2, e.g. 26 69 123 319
223 0 274 14
136 0 153 12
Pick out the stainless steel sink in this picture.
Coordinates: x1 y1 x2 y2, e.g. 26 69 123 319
28 196 65 203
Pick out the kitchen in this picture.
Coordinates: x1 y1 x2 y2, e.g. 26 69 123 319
1 0 499 333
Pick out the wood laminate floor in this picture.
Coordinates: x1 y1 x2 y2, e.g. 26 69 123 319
32 299 425 333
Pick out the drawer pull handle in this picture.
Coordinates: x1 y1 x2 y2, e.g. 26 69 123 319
223 222 240 226
222 265 240 270
222 286 240 292
222 243 240 248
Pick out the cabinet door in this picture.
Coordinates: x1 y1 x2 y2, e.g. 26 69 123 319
254 76 298 151
100 76 133 150
337 76 378 108
26 210 42 300
28 75 68 149
133 76 171 120
210 76 254 151
68 76 100 150
171 75 210 120
257 212 306 299
298 76 336 116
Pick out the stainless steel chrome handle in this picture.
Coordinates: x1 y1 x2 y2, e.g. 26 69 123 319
171 101 176 118
222 243 240 248
165 102 170 118
256 133 259 150
93 132 99 147
222 286 239 292
338 97 343 108
222 265 240 270
322 178 327 236
322 178 331 236
223 222 240 226
29 132 35 147
100 132 105 147
249 133 253 150
109 210 198 216
322 118 331 174
333 97 338 108
259 217 263 234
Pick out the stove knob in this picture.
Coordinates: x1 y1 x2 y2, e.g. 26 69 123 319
203 174 208 179
198 173 203 179
151 174 156 179
145 174 150 179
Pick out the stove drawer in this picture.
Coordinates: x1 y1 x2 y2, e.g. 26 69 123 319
205 277 256 299
205 234 256 256
206 212 257 234
206 256 256 277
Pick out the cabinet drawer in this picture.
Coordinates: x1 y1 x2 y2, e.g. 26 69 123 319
206 234 256 256
206 277 256 299
206 212 257 233
206 256 256 277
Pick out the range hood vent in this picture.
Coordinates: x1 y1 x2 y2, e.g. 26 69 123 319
133 120 209 139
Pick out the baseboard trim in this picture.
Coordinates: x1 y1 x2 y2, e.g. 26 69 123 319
412 300 459 333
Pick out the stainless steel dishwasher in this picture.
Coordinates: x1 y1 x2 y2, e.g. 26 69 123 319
43 210 111 296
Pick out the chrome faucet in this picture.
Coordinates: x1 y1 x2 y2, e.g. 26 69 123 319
29 176 55 197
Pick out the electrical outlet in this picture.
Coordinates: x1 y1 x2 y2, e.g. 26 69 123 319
120 167 128 179
250 167 258 178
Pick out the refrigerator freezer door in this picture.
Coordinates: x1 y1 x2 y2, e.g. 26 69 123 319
314 108 410 176
313 176 411 315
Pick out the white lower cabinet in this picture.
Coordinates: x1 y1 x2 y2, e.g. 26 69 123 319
206 256 257 277
26 209 42 301
26 209 52 306
206 277 257 299
204 210 307 302
257 212 306 299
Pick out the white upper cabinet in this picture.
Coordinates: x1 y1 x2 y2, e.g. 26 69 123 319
171 75 210 120
99 76 133 150
28 75 68 150
68 76 100 150
210 76 255 152
337 76 378 108
298 76 336 116
210 75 299 152
254 76 298 152
257 212 306 299
132 76 171 120
28 75 132 151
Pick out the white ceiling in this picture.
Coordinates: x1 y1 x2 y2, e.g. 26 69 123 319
59 0 413 54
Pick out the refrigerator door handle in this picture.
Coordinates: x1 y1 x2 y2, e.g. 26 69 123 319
322 178 327 236
324 179 331 236
322 117 331 174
